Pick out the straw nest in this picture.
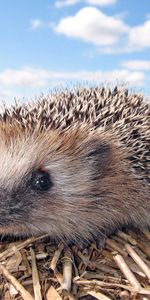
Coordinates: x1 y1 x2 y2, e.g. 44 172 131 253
0 230 150 300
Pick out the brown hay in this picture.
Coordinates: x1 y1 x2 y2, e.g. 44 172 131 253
0 230 150 300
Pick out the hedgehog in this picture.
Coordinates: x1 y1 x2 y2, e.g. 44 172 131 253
0 86 150 245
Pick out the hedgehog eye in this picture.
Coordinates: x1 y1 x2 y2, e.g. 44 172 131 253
31 170 53 192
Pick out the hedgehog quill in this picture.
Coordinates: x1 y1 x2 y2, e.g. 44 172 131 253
0 87 150 245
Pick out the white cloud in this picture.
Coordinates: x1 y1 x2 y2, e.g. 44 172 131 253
121 60 150 71
87 0 117 4
30 19 44 30
0 68 51 87
55 7 129 45
55 0 79 7
53 7 150 52
0 67 145 90
50 70 144 86
0 68 146 106
129 20 150 48
55 0 117 8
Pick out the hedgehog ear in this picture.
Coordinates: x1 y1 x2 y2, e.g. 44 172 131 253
83 139 111 174
86 141 110 159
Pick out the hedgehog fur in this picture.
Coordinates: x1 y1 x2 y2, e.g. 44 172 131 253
0 87 150 244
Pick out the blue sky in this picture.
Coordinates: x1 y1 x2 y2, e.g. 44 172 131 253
0 0 150 105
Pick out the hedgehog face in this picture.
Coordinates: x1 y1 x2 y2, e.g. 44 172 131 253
0 123 149 243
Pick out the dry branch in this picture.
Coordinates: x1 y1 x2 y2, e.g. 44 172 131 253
113 254 141 291
30 247 42 300
0 263 34 300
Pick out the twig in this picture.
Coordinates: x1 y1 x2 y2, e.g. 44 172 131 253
28 252 48 261
0 234 49 261
55 268 63 284
106 239 127 256
117 231 137 246
125 243 150 280
74 278 150 295
30 247 42 300
0 263 34 300
50 243 64 271
21 250 31 277
119 290 130 300
46 285 62 300
113 254 141 291
72 246 96 269
61 247 72 292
